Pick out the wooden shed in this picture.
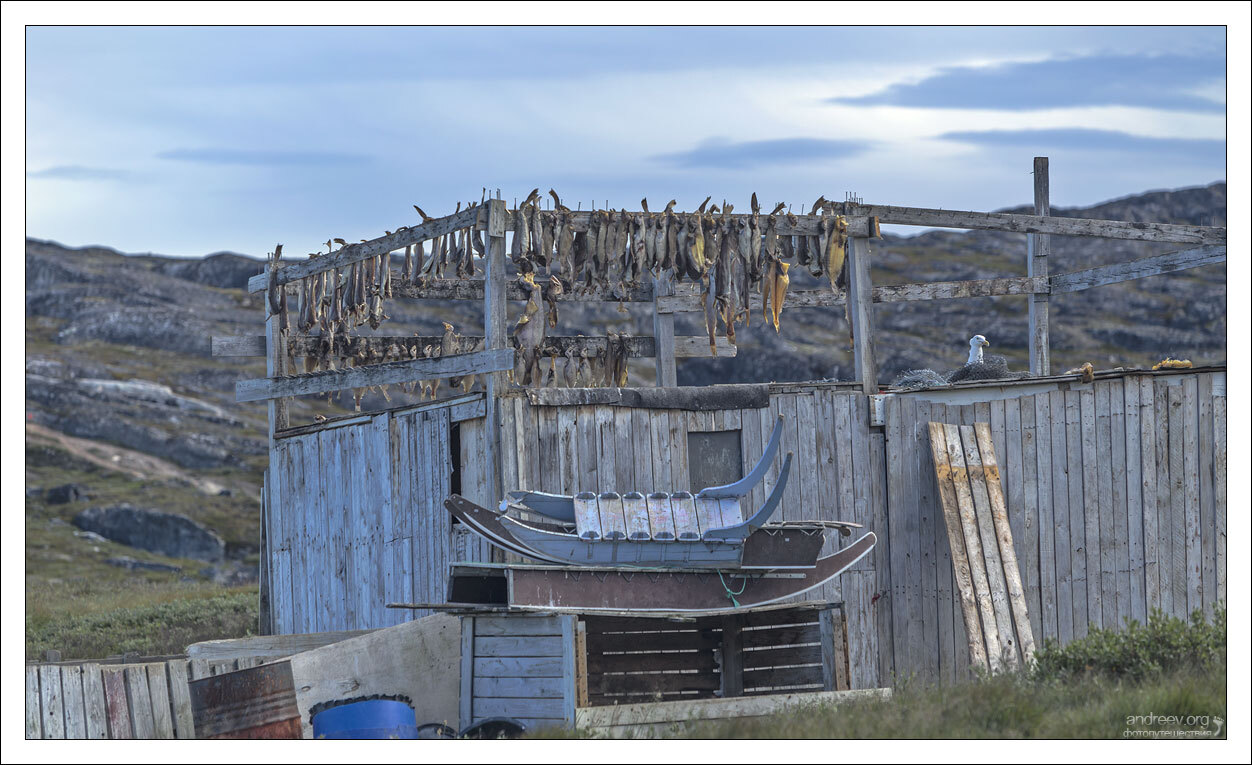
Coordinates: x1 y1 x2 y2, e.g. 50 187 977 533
224 158 1227 691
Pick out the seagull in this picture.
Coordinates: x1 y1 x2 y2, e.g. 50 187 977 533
967 335 990 365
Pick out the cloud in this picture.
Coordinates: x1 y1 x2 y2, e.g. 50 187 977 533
156 148 369 166
26 165 130 181
653 137 870 169
938 128 1226 163
833 54 1226 113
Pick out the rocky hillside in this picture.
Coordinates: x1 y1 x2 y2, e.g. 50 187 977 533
24 182 1225 591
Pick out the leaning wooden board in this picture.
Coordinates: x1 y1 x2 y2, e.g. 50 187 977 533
928 422 1036 674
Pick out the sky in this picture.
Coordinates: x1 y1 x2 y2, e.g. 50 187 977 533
24 25 1229 258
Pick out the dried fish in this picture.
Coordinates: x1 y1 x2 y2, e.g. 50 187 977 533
771 261 791 332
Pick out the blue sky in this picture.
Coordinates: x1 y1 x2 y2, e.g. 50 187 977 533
24 26 1227 257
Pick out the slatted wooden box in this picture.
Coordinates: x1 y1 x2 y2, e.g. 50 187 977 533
459 602 849 731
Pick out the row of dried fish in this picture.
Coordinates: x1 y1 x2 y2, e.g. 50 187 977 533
509 331 632 389
510 191 852 351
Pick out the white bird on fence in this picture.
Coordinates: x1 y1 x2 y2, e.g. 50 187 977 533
967 334 990 365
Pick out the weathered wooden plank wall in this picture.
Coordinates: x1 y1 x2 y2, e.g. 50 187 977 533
884 370 1226 683
267 400 471 633
25 660 196 739
500 384 887 690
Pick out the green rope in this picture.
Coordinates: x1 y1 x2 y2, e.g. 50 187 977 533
718 571 748 608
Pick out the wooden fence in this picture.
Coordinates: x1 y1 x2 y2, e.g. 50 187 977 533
24 659 195 739
879 369 1226 684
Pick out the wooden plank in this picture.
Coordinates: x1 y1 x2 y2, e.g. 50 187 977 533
1182 377 1202 614
59 665 86 739
537 405 559 495
561 614 577 725
575 621 589 708
653 271 677 386
473 655 565 678
659 276 1048 313
460 617 475 729
247 205 480 292
928 422 988 673
165 661 194 739
1095 381 1117 629
629 408 653 494
587 651 719 674
1124 378 1146 624
960 425 1018 668
1111 379 1130 627
80 663 108 739
595 407 617 494
1155 379 1175 616
124 666 155 738
395 278 654 304
145 664 175 739
1049 245 1226 294
649 410 672 494
846 236 878 394
102 668 131 739
1213 394 1226 605
1197 374 1215 617
744 642 825 669
474 696 566 720
669 408 689 490
857 202 1225 244
1028 156 1051 374
743 664 825 690
474 616 563 637
903 398 926 678
1139 377 1160 613
38 664 64 739
236 347 513 403
26 665 43 738
575 688 893 732
883 398 909 678
1019 396 1043 642
975 423 1037 661
614 408 636 495
590 671 722 696
1079 387 1100 633
474 635 565 658
927 405 956 684
1167 383 1186 616
473 675 566 699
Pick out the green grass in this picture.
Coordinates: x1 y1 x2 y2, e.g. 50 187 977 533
26 579 258 660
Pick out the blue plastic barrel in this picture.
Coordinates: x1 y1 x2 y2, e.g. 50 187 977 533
312 699 419 739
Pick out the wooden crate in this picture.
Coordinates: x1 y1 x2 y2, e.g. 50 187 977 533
458 603 848 731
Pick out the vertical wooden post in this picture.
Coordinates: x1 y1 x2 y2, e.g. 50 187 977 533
483 198 509 504
846 235 878 395
652 271 677 387
263 251 288 634
1028 157 1051 376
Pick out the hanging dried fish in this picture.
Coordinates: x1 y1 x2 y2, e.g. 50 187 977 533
716 209 737 346
512 273 545 386
640 199 657 272
266 244 284 315
512 189 538 264
629 209 645 285
539 211 554 268
702 262 718 357
544 274 563 329
556 209 574 281
663 200 678 273
771 261 791 332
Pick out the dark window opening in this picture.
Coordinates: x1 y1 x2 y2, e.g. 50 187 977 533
687 430 743 492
